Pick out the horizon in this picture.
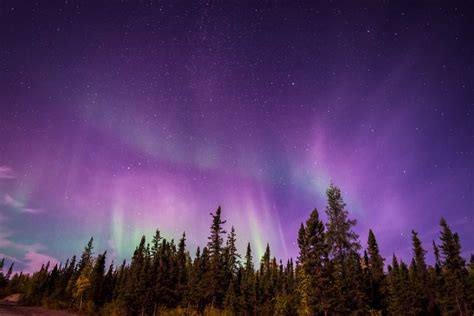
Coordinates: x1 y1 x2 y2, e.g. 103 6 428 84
0 1 473 274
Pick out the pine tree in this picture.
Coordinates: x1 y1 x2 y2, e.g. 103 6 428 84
124 235 147 314
206 206 227 307
295 263 311 315
297 208 330 315
398 260 412 313
199 247 212 311
438 218 468 314
409 230 432 314
90 251 107 308
388 255 412 315
259 243 274 313
366 229 385 313
78 237 94 273
151 229 162 257
102 262 115 304
73 238 95 312
186 246 202 309
224 226 240 277
324 183 363 313
176 232 188 306
7 187 474 316
57 255 76 303
240 242 256 314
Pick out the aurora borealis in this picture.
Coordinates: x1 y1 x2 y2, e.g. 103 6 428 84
0 1 472 273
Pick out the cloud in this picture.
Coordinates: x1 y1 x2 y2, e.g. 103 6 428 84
23 208 42 214
3 194 42 214
0 229 15 249
0 253 22 265
0 236 59 273
23 249 60 273
4 194 23 208
0 210 56 274
0 166 15 179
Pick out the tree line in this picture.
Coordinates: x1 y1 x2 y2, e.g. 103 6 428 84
0 183 473 315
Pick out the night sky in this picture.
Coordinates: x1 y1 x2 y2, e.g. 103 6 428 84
0 1 473 273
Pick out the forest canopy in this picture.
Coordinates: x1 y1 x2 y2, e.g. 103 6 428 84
1 183 473 315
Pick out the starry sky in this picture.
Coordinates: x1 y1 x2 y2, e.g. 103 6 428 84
0 1 473 272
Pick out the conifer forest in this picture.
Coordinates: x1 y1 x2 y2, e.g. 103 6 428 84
1 1 473 316
1 184 473 315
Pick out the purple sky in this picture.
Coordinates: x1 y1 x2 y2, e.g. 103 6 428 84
0 1 473 272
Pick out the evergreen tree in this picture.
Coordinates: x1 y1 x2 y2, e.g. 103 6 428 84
72 238 95 313
259 243 274 313
206 206 227 307
297 208 330 315
176 232 188 306
90 251 107 308
438 218 468 314
324 183 364 313
224 226 240 277
5 195 474 316
198 247 212 311
409 230 432 314
78 237 94 273
366 229 385 312
240 243 256 314
124 235 147 314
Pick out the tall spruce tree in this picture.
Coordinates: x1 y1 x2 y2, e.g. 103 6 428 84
240 242 256 314
438 218 468 314
124 235 147 314
6 197 474 315
324 183 364 313
297 208 330 315
224 226 240 277
176 232 188 306
206 206 227 307
78 237 94 273
366 229 386 313
409 230 432 314
90 251 107 308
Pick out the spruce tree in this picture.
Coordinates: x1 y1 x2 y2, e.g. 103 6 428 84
224 226 240 277
409 230 431 314
90 251 107 308
366 229 385 313
297 208 330 315
176 232 188 306
324 183 363 313
438 218 468 314
78 237 94 273
206 206 227 307
124 235 147 314
240 242 256 314
259 243 274 313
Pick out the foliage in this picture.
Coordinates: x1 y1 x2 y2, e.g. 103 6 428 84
0 183 472 315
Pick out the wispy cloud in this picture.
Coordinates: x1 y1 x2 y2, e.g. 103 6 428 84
23 208 42 214
23 249 60 273
4 194 23 208
3 194 42 214
0 166 15 179
0 212 57 274
0 232 59 273
0 253 23 265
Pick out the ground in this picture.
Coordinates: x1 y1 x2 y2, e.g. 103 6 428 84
0 295 76 316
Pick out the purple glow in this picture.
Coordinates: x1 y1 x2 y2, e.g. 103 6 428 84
0 2 472 272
